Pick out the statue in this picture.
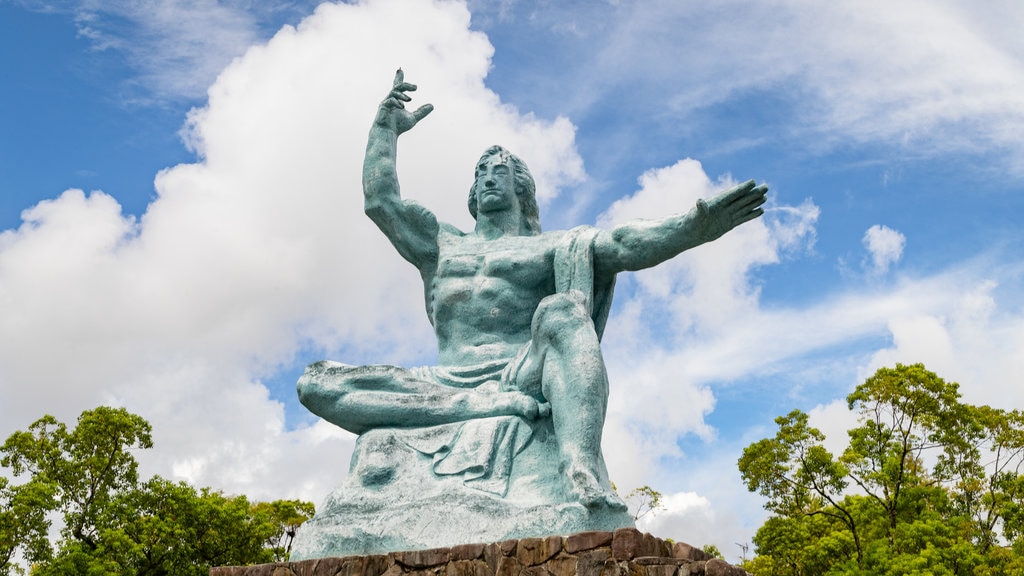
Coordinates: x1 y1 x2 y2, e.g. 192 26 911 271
289 71 768 559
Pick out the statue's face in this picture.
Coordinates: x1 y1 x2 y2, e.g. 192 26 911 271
473 154 518 215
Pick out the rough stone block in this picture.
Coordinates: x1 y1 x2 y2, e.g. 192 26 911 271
393 548 452 569
500 539 518 557
348 555 391 576
565 532 612 554
495 554 522 576
380 564 405 576
287 560 313 576
631 558 687 567
670 543 710 562
451 543 486 562
624 561 645 576
638 566 676 576
445 559 491 576
543 554 579 576
639 534 665 558
575 549 618 576
243 565 279 576
517 535 562 566
406 569 445 576
611 529 643 561
704 559 747 576
483 543 502 574
521 566 551 576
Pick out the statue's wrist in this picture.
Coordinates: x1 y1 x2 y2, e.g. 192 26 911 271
372 118 399 132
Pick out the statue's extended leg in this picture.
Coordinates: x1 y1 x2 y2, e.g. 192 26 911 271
297 362 540 435
519 291 626 511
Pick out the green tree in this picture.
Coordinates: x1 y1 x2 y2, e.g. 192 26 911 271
2 406 152 570
0 407 314 574
0 476 56 574
252 499 316 562
624 485 664 521
738 363 1024 575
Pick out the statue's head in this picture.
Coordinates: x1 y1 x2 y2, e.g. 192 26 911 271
468 145 541 235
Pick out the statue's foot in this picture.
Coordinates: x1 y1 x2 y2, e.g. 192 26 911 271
567 462 628 511
496 391 549 421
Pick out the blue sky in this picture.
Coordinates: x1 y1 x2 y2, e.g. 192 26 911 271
3 0 1024 562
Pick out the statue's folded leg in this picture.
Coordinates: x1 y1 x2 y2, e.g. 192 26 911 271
513 291 626 511
296 360 541 435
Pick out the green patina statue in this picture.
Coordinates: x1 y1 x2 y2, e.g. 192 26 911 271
290 71 767 559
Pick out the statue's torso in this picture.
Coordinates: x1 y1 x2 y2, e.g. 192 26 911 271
429 229 560 366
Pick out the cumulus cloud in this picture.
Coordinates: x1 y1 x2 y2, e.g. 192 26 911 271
864 277 1024 410
0 0 582 502
862 224 906 274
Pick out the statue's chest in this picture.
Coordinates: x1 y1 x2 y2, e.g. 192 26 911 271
436 238 552 285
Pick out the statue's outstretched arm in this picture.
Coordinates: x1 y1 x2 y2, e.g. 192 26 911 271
593 179 768 275
363 69 439 269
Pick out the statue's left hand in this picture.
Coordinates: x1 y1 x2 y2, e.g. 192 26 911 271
695 180 768 242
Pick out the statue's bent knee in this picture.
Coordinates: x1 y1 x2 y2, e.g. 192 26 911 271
296 361 366 431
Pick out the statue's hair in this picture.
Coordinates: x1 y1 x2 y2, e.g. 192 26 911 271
468 145 541 235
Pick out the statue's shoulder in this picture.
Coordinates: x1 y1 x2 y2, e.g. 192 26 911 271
540 225 599 245
534 229 573 251
437 223 467 238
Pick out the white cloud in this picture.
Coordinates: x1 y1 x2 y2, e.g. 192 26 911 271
862 224 906 275
20 0 320 103
0 0 582 504
863 278 1024 410
630 467 769 564
490 1 1024 172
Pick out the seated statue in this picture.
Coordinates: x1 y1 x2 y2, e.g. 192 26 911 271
289 70 768 559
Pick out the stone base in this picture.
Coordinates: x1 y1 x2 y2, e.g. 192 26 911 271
290 422 634 559
209 528 749 576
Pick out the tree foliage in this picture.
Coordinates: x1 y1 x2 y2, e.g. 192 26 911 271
625 485 665 521
738 363 1024 575
0 407 314 575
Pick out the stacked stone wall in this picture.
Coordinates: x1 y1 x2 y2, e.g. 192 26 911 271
210 528 749 576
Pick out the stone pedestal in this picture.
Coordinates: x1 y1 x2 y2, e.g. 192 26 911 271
209 529 749 576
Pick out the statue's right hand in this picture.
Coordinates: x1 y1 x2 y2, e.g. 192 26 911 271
375 69 434 134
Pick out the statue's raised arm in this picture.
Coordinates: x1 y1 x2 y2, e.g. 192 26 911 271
593 179 768 277
363 70 439 270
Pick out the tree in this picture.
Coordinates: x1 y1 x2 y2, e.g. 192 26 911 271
0 476 55 574
2 406 152 572
738 364 1024 575
624 485 664 521
0 407 314 574
252 499 316 562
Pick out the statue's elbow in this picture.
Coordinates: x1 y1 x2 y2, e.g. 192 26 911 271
364 199 388 223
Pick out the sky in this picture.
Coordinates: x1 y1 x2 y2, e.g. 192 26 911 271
2 0 1024 564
